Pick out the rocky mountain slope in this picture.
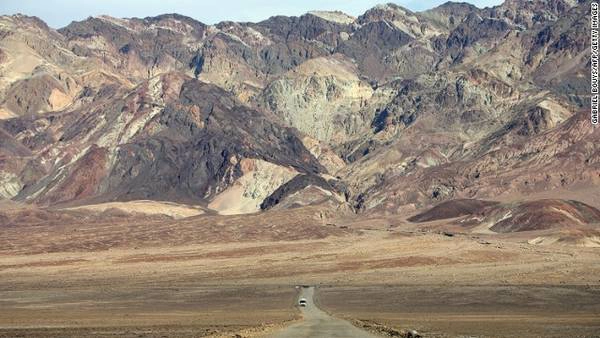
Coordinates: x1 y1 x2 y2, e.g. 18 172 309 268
0 1 596 220
409 198 600 247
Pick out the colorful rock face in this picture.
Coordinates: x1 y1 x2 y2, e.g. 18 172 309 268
0 1 596 217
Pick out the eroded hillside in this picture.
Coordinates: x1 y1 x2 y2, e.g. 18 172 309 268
0 1 596 218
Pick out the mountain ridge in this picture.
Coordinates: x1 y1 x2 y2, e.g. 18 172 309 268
0 1 596 219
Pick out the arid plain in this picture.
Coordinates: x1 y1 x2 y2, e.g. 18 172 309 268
1 197 600 338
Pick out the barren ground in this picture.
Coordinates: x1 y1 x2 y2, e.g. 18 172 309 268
319 285 600 338
0 205 599 337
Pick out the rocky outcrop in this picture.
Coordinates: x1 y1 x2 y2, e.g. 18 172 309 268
260 174 345 210
208 159 298 215
408 198 600 247
260 55 373 144
487 199 600 233
2 73 323 207
408 199 499 223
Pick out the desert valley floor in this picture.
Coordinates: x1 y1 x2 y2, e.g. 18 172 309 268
1 195 600 338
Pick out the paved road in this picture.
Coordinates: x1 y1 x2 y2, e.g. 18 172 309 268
269 286 378 338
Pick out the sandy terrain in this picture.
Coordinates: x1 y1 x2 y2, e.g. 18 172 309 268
64 200 206 219
0 284 298 338
319 285 600 338
1 206 600 337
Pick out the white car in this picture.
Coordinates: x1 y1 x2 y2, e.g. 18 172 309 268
298 298 307 307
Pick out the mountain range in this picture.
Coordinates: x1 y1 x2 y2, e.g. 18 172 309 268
0 0 596 224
